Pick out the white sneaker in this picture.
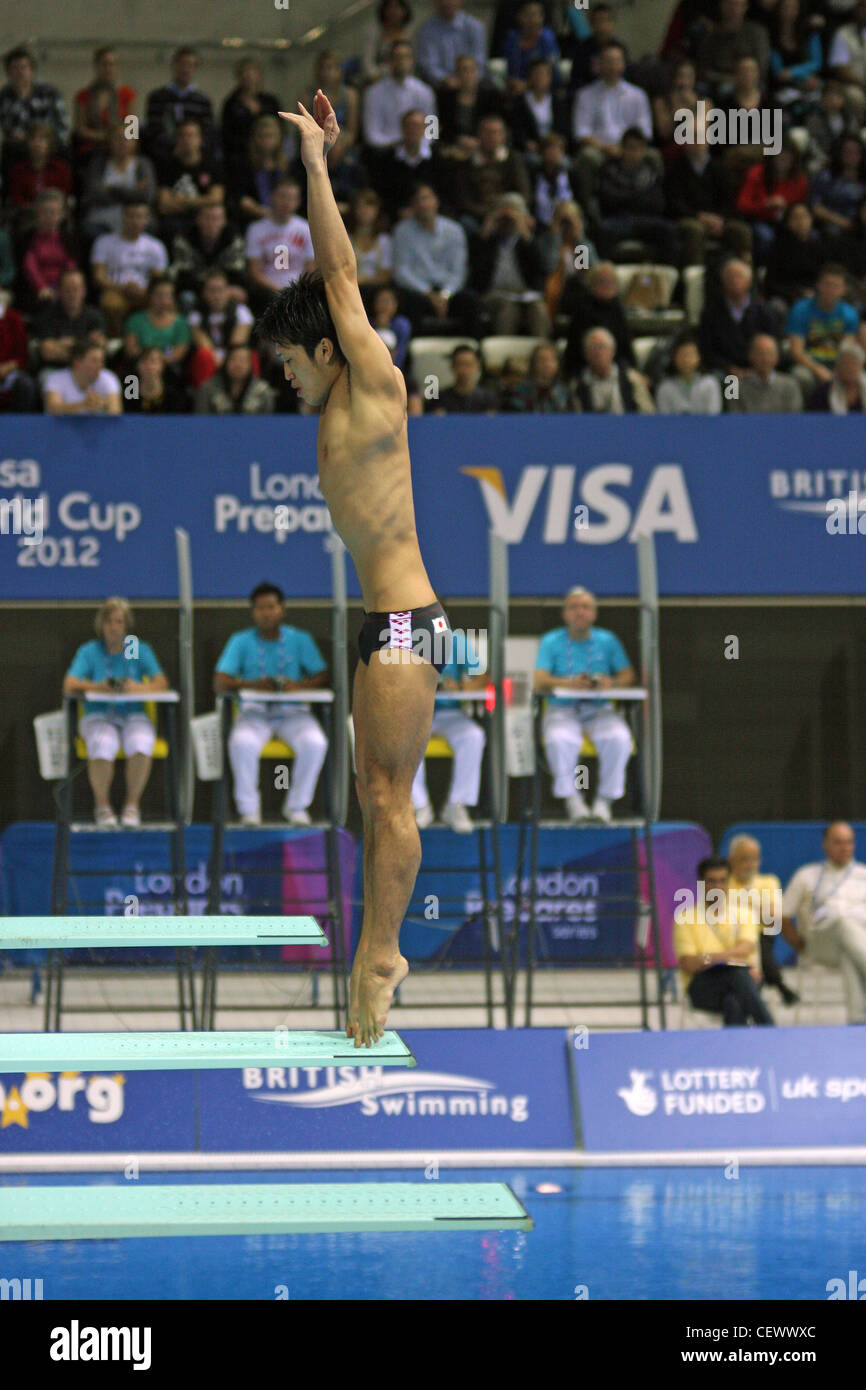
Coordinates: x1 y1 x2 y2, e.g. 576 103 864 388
286 809 312 827
593 796 612 823
564 793 590 822
415 802 435 829
240 813 262 827
95 806 118 829
120 805 141 828
442 801 473 833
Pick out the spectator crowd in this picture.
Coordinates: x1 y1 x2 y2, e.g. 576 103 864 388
4 0 866 416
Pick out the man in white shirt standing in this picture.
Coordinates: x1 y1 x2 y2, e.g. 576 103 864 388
90 200 169 334
362 41 437 151
782 821 866 1023
244 176 316 314
572 41 652 211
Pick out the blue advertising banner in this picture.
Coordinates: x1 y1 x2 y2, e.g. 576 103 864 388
0 415 863 599
0 1071 195 1153
197 1028 574 1152
572 1026 866 1151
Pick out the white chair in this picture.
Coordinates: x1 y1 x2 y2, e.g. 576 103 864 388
679 994 720 1028
480 335 547 375
486 57 507 89
408 336 479 395
794 958 845 1025
613 263 679 308
632 336 659 371
682 265 705 326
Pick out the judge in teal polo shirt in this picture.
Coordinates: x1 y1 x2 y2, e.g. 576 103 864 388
411 631 487 833
534 586 634 822
63 596 169 829
214 581 330 826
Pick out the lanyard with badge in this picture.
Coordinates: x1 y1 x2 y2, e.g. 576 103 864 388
811 862 854 924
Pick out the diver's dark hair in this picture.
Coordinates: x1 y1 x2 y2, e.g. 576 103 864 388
256 270 346 364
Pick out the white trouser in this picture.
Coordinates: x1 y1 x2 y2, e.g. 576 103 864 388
79 713 156 760
806 907 866 1023
228 709 328 815
542 707 631 800
412 709 485 809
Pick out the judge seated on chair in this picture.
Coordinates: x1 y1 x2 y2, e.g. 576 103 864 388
781 821 866 1025
533 585 634 823
62 596 168 829
412 626 487 833
674 855 774 1027
214 581 329 826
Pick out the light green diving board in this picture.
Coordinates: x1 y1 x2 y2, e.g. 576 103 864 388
0 915 327 950
0 1029 416 1072
0 1183 532 1240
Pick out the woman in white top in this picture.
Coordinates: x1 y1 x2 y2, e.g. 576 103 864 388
347 188 393 289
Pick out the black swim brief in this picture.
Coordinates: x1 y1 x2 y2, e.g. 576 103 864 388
357 600 452 674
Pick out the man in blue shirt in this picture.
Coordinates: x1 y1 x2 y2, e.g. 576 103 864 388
416 0 488 90
534 586 634 822
214 581 329 826
411 630 487 832
63 597 169 829
787 262 863 398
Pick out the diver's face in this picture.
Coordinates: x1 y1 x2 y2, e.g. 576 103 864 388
277 341 330 407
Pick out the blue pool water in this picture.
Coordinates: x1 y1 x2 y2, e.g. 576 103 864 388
1 1166 863 1300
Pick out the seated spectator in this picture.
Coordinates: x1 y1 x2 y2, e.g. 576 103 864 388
699 257 780 379
426 342 497 413
562 260 633 378
194 343 275 413
21 190 76 310
437 53 503 155
392 182 482 335
503 1 560 97
187 267 253 386
304 50 362 205
7 123 72 233
786 261 862 395
43 339 122 415
220 57 281 195
244 178 315 314
412 629 487 831
509 58 571 156
782 821 866 1023
72 46 137 165
347 188 393 294
696 0 770 95
573 325 655 414
808 335 866 410
80 122 157 242
596 126 679 265
124 344 190 413
228 114 293 228
540 197 598 320
370 283 411 368
500 340 575 411
34 267 105 373
719 55 768 193
123 275 191 379
531 133 575 228
492 0 556 62
674 855 773 1027
62 597 168 829
764 202 827 310
371 107 446 219
735 141 809 262
171 201 246 307
0 291 38 411
213 582 329 826
727 331 803 411
91 199 168 336
665 130 752 267
415 0 487 90
564 1 626 91
469 191 549 336
571 42 652 210
653 57 699 147
811 133 866 238
534 585 636 822
828 0 866 119
768 0 823 119
143 46 215 163
444 112 531 234
155 117 224 243
362 41 437 152
360 0 417 86
803 80 854 175
656 335 723 413
728 833 798 1007
0 46 68 177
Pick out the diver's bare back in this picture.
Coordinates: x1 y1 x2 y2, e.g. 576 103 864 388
317 360 436 614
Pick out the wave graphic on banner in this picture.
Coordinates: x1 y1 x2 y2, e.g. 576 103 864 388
248 1071 496 1109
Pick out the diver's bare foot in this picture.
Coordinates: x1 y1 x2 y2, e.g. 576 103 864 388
354 953 409 1047
346 943 367 1040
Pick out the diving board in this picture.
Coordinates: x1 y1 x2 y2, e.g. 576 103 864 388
0 915 327 950
0 1029 416 1072
0 1182 532 1239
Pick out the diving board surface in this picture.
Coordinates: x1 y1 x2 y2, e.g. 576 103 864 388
0 916 327 949
0 1183 532 1239
0 1030 416 1072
